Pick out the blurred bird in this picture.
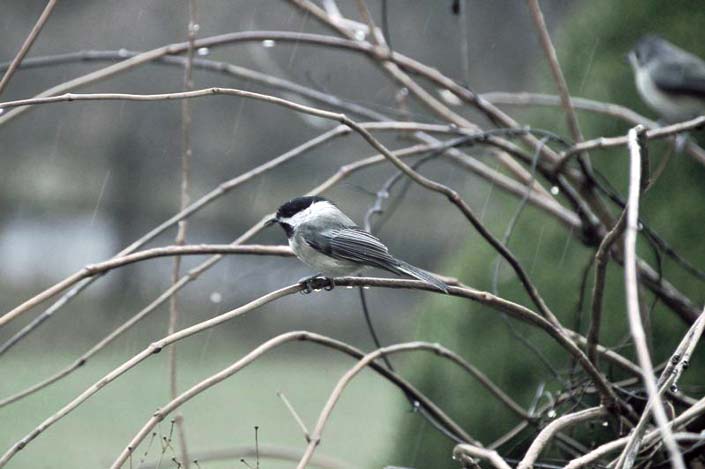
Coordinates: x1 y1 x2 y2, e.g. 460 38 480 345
267 196 448 293
628 35 705 122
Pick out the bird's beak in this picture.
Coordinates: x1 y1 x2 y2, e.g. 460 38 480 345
264 216 277 227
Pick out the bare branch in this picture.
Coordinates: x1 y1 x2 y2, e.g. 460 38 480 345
481 91 705 166
0 275 629 465
517 406 606 469
276 392 311 442
295 342 481 468
621 125 684 469
0 0 58 95
453 444 512 469
559 115 705 166
526 0 588 154
587 209 627 364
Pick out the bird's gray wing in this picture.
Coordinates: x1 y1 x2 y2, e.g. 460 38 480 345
304 226 448 292
307 226 401 272
652 59 705 98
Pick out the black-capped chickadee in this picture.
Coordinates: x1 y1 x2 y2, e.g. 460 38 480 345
628 35 705 122
267 196 448 293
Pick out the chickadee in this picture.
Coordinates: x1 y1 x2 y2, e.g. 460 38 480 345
266 196 448 293
628 35 705 122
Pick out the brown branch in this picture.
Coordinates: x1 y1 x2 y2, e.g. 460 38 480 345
622 125 684 469
0 87 565 366
0 121 465 331
111 338 485 468
0 245 292 334
295 342 484 468
0 138 472 405
480 91 705 166
526 0 587 149
517 406 607 469
288 0 552 198
587 209 627 365
0 276 623 466
0 0 58 95
453 444 512 469
2 51 582 229
559 115 705 168
168 3 198 466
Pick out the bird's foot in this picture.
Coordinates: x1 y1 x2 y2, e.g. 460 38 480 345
298 275 335 294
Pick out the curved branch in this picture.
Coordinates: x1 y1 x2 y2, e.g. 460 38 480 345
0 276 621 466
110 336 489 468
517 406 606 469
453 444 512 469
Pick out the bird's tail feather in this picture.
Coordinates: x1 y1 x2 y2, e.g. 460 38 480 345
394 261 448 293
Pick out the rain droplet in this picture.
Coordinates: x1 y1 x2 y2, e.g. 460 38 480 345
670 384 679 393
197 47 210 56
550 186 560 195
209 292 222 304
262 39 276 48
637 222 644 230
602 421 609 427
191 23 200 33
354 30 366 41
547 410 557 418
118 48 129 58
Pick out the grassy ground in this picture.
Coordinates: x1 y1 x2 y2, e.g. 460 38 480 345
0 341 409 469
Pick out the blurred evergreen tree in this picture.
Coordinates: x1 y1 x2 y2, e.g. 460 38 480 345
388 2 705 467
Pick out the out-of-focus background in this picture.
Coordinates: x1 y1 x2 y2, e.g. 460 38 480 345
1 1 704 468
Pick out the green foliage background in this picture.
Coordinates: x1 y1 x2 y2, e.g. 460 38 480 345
390 2 705 467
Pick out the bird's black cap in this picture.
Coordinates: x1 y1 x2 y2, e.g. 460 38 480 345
276 196 329 219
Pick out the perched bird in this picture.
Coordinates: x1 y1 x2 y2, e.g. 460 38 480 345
267 196 448 293
628 35 705 122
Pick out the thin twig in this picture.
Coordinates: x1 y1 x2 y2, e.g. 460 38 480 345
621 125 684 469
587 209 627 365
139 444 347 469
0 0 58 95
526 0 591 176
276 392 311 442
168 2 198 466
